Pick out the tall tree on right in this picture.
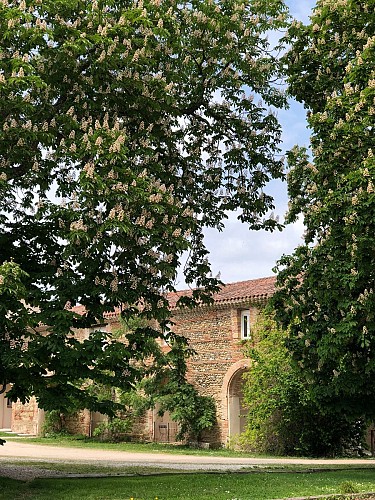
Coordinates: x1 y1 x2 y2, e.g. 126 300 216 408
273 1 375 422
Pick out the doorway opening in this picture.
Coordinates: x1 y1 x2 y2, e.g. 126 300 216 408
227 368 248 438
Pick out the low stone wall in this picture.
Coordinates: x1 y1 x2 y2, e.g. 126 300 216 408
12 398 40 435
64 410 91 436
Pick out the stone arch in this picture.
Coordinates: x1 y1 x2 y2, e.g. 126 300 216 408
221 360 250 441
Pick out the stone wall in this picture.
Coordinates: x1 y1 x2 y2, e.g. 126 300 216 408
10 299 263 445
12 398 40 435
64 410 92 436
170 302 259 444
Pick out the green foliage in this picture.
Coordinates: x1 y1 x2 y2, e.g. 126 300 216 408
242 310 305 454
118 387 150 418
42 410 76 437
156 382 217 442
273 0 375 423
136 334 216 442
338 481 360 495
92 376 217 443
242 310 366 456
0 0 288 416
93 417 132 442
0 261 35 405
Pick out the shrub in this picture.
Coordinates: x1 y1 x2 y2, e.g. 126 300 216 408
241 309 366 456
42 410 74 437
338 481 360 494
93 416 133 442
156 383 217 442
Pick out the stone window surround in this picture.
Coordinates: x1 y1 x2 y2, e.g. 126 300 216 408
240 309 250 339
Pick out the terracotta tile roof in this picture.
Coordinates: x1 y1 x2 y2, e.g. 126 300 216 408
167 276 276 309
71 276 276 318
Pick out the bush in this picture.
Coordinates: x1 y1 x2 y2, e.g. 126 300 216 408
93 417 133 442
338 481 360 494
241 310 366 456
42 410 74 437
156 383 217 442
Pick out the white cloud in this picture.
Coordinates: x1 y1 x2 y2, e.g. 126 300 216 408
201 213 304 283
176 213 305 288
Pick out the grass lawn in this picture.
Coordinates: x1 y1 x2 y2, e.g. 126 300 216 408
2 469 375 500
3 436 375 498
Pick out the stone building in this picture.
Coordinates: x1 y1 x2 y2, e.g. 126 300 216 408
2 276 275 446
163 276 275 445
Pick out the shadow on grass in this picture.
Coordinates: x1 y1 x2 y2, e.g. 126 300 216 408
2 469 375 500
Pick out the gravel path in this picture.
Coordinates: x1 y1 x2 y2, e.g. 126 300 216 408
1 440 375 481
0 463 70 480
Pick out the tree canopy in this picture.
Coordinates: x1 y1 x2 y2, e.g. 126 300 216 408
0 0 288 414
273 0 375 419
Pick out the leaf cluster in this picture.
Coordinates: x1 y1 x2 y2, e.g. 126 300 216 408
242 310 366 456
0 0 288 413
273 0 375 424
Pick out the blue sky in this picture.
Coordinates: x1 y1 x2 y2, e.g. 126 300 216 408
178 0 316 287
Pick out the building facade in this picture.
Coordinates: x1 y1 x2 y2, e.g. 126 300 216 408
163 276 275 445
2 276 275 446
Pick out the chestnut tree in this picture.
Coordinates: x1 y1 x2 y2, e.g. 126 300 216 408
0 0 288 416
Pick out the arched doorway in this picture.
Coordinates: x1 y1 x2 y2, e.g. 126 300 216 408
228 368 248 437
221 360 250 441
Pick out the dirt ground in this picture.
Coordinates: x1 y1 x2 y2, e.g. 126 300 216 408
1 439 375 479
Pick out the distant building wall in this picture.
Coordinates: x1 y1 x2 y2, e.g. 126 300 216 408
12 398 40 435
170 302 259 444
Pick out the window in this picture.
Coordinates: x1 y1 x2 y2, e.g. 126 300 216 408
6 398 12 409
241 310 250 339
